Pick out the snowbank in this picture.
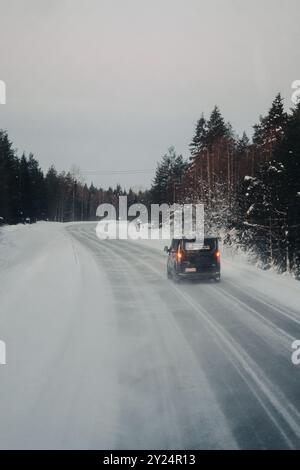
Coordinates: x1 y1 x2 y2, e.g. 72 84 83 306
0 221 118 449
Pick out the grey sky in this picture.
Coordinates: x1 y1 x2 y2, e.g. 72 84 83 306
0 0 299 189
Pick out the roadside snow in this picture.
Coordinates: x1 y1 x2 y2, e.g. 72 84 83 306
0 222 118 449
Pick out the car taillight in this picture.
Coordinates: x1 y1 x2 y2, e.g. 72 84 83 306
176 250 185 263
215 250 221 260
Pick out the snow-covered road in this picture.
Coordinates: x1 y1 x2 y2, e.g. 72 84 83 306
1 222 300 449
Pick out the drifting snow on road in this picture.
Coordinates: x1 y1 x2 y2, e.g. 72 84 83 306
1 222 300 449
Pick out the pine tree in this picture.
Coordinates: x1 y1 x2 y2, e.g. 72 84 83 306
0 130 20 224
206 106 229 147
253 93 288 157
274 102 300 275
189 114 207 156
45 166 60 221
151 147 188 204
19 153 31 222
27 154 46 222
236 162 287 270
237 132 250 154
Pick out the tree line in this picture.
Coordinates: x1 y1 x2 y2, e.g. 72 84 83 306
0 131 148 225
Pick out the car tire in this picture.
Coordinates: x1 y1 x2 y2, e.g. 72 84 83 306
167 269 172 280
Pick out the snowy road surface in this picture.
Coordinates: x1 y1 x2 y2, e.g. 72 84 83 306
1 222 300 449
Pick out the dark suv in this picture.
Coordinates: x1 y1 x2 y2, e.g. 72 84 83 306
165 236 221 282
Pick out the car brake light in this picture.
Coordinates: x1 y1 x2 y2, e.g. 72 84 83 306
176 250 184 262
215 250 221 259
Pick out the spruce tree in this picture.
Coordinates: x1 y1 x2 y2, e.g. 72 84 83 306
151 147 188 204
189 114 207 156
237 132 250 154
253 93 288 152
0 130 20 224
274 102 300 275
45 166 60 221
206 106 229 147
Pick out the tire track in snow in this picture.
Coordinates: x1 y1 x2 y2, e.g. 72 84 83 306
67 225 239 449
99 236 300 448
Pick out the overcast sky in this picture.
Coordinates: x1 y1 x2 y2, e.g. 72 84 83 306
0 0 299 189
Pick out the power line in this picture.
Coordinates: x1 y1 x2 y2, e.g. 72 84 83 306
81 169 154 175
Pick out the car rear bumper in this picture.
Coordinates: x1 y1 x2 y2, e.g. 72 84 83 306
177 270 220 280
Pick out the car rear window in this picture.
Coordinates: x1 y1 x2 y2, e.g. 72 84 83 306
183 238 216 252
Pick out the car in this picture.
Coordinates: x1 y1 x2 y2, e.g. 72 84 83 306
164 236 221 282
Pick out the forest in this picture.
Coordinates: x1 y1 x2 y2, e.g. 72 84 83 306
1 93 300 277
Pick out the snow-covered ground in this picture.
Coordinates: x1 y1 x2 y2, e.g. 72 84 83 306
0 222 300 449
